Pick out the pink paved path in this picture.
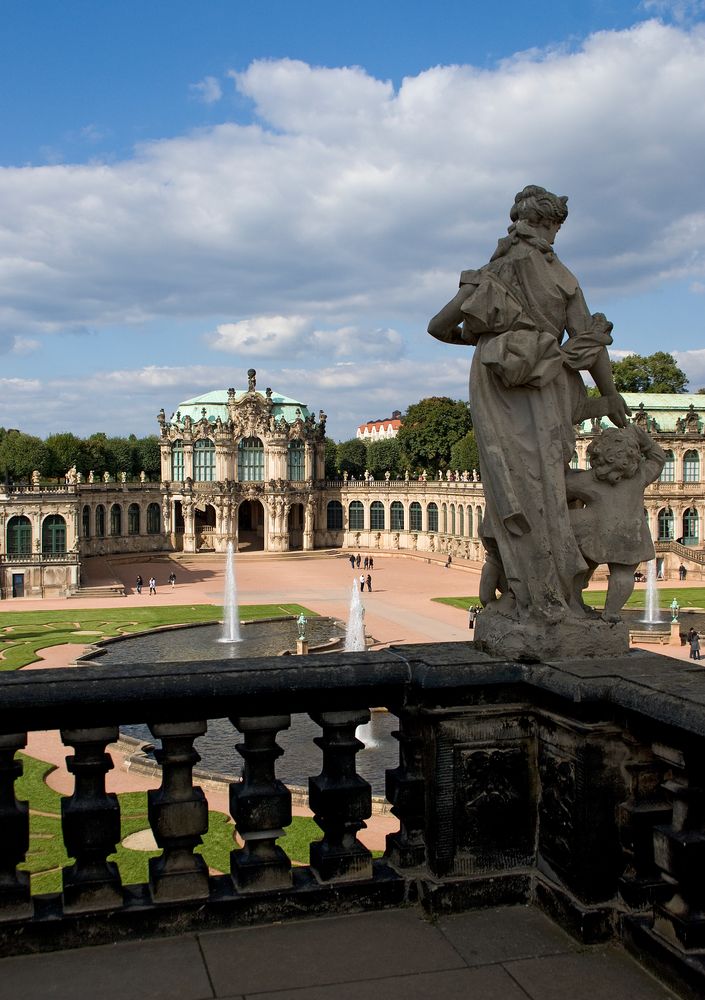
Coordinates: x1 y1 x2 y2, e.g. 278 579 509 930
9 550 705 849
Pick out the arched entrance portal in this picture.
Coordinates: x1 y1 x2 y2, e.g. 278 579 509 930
173 500 185 550
238 500 265 551
288 503 304 550
195 504 216 550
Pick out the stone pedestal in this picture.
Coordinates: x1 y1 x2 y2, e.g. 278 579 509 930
474 609 630 662
296 639 308 656
670 622 681 645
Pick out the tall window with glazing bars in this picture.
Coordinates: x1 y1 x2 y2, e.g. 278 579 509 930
171 440 184 481
194 439 215 482
238 437 264 481
288 439 305 481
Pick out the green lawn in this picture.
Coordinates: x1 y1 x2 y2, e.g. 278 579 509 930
433 588 705 612
0 603 315 671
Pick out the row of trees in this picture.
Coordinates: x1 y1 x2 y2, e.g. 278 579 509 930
0 429 161 483
326 397 478 479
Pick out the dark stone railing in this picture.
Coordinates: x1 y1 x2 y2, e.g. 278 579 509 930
1 643 705 996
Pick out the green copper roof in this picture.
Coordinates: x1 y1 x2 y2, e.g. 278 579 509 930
578 392 705 434
169 388 311 427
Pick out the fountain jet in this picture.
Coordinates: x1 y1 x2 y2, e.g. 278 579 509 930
640 559 664 624
220 540 242 643
344 580 366 652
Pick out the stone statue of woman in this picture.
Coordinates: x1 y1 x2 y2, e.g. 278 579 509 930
428 185 631 658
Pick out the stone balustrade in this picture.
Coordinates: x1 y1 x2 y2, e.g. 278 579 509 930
1 644 705 996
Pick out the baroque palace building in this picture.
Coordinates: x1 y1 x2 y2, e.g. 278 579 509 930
1 376 705 598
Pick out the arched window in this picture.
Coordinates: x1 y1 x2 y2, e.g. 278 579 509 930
147 502 161 534
327 500 343 530
42 514 66 554
194 439 215 482
349 501 364 530
684 450 700 483
442 504 447 533
427 502 438 533
128 503 140 535
171 440 184 481
110 503 122 536
658 507 674 541
370 501 385 530
95 504 105 538
450 504 456 535
409 501 422 531
238 437 264 481
570 451 579 469
82 505 90 538
459 506 464 535
7 515 31 554
477 506 483 533
683 507 699 545
660 450 675 483
288 440 305 481
468 506 474 537
390 501 404 530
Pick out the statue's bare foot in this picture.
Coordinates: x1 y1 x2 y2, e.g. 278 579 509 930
601 611 623 624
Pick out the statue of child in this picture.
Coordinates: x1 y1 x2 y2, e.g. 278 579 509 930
566 425 666 622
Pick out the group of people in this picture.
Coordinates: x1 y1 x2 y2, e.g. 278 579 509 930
467 605 481 629
349 553 374 571
348 554 373 591
135 572 176 595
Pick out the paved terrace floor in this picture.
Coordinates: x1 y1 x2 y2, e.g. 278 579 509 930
0 905 679 1000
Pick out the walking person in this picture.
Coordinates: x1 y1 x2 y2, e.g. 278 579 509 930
468 605 474 630
349 554 355 569
366 574 372 592
149 576 156 595
359 573 365 592
356 554 361 568
168 571 176 589
363 556 369 570
369 556 373 570
135 574 143 595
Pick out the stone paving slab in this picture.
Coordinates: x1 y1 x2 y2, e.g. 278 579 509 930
0 934 213 1000
0 905 681 1000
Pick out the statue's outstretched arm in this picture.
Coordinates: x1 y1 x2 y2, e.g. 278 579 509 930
428 286 472 345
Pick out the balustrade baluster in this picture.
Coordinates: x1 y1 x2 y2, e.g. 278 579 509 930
230 714 292 891
147 721 209 902
309 710 372 882
385 709 426 868
61 727 122 912
652 745 705 949
0 733 31 919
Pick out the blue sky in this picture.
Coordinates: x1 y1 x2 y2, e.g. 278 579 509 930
1 0 705 441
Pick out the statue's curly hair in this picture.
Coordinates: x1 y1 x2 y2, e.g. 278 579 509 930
510 185 569 226
587 428 642 484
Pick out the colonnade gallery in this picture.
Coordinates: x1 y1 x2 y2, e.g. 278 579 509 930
1 371 704 597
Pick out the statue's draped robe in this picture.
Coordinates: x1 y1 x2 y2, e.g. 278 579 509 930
459 237 612 620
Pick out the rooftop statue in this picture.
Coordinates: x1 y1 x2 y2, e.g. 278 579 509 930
428 185 639 659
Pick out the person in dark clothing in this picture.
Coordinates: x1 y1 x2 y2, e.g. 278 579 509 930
349 554 356 569
366 574 372 591
136 575 143 595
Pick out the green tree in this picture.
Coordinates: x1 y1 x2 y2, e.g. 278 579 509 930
0 431 48 481
84 432 109 476
136 436 161 479
611 352 688 393
449 430 479 474
324 437 338 479
396 397 472 473
366 437 402 478
105 437 137 478
336 438 367 477
44 433 86 480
